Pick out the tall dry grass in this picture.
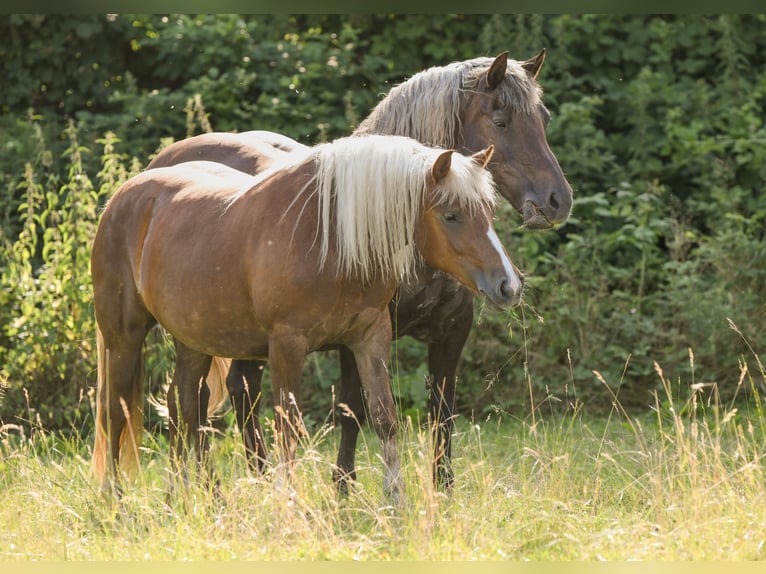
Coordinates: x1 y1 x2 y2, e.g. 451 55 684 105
1 337 765 560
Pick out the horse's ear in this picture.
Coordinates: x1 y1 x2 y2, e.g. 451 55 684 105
487 51 509 90
521 48 546 79
472 145 494 169
431 150 454 183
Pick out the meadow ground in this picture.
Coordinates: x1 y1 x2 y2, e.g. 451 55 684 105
2 366 765 562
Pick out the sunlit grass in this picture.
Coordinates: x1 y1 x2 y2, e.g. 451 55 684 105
2 339 766 560
2 390 765 560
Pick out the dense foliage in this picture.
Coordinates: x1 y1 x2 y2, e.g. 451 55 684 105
1 14 765 432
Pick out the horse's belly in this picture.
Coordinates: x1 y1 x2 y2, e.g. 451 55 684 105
153 305 271 359
137 272 264 358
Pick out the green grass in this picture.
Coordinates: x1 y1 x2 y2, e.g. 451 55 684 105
2 365 766 561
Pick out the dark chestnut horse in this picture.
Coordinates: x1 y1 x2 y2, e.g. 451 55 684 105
147 50 571 490
90 135 523 501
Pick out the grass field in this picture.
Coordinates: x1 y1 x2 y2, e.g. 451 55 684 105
2 359 766 562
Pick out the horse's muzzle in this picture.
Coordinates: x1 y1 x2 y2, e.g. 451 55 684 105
479 270 524 310
521 191 572 229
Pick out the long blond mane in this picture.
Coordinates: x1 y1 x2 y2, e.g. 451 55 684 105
354 56 543 147
295 134 497 283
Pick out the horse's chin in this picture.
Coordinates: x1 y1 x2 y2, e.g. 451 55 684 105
523 215 553 230
520 202 553 230
479 289 518 311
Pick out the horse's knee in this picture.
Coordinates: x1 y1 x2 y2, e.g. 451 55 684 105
368 399 397 439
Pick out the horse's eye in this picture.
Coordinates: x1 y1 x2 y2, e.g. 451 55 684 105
492 112 509 129
442 212 460 224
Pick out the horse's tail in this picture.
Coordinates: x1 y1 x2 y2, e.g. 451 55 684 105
146 356 230 424
90 325 144 482
90 325 110 482
206 357 231 418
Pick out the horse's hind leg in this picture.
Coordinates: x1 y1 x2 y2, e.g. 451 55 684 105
333 346 367 495
92 294 155 489
97 332 150 484
226 359 268 472
167 341 214 485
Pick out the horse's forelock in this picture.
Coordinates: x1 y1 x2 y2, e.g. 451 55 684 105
432 152 498 215
462 57 542 114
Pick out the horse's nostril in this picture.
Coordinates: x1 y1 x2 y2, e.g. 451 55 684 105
549 192 560 211
500 278 513 300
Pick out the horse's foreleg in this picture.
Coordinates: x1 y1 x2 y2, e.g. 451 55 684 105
333 346 366 494
268 332 307 474
167 342 214 484
226 359 268 472
427 304 473 490
350 316 402 505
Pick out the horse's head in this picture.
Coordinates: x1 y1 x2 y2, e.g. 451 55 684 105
415 146 523 309
459 50 573 230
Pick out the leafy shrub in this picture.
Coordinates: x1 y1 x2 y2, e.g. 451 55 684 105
0 123 130 430
1 14 765 431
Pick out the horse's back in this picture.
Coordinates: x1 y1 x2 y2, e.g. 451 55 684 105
147 132 292 175
239 130 309 154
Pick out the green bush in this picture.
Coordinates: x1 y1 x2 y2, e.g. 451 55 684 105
0 124 127 430
1 14 765 432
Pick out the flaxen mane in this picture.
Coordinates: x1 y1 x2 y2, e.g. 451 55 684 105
304 134 497 283
354 56 543 147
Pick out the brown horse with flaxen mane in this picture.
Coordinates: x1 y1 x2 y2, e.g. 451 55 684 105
147 50 571 490
90 134 523 501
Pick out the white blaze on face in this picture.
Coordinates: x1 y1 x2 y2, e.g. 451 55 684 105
486 222 523 296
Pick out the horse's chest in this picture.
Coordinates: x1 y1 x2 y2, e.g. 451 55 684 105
389 269 473 341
